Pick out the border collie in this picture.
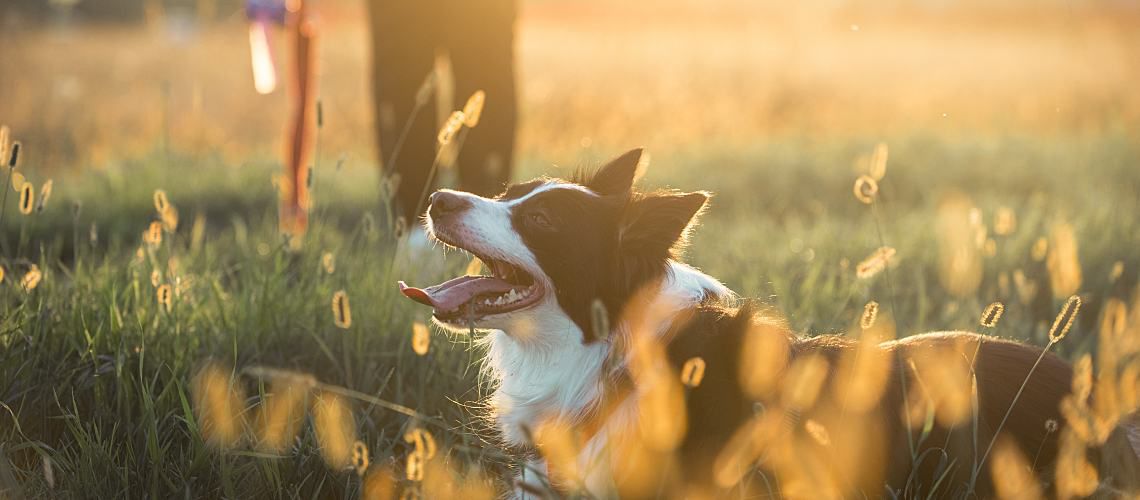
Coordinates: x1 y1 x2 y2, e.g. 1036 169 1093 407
399 149 1139 497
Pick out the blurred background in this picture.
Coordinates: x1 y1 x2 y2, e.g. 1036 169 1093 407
2 0 1138 170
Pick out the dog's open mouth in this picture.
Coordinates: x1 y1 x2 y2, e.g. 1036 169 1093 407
399 258 543 323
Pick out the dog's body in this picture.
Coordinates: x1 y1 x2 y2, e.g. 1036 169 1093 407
400 149 1139 497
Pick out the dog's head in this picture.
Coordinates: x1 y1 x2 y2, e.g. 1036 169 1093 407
399 149 709 343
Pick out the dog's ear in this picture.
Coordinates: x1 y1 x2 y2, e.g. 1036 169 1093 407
619 191 709 257
588 148 646 196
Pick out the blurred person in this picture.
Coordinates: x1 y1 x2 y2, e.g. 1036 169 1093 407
368 0 518 222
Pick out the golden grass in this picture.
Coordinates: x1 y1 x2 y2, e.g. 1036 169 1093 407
191 363 246 449
21 264 42 291
18 182 34 215
980 301 1005 328
36 179 53 212
855 246 896 280
853 175 878 205
411 321 430 356
1048 295 1081 344
3 3 1139 497
680 356 706 388
860 300 879 330
332 290 352 329
437 111 465 146
462 90 486 128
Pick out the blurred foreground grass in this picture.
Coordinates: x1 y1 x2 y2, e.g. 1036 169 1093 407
1 132 1139 496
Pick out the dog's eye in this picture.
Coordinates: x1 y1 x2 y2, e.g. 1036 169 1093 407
527 211 554 230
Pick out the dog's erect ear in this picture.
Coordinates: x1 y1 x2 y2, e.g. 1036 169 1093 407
619 191 709 257
588 148 646 196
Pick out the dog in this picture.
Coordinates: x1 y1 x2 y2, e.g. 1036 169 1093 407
399 149 1140 497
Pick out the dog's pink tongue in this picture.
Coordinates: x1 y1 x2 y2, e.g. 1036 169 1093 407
399 276 514 311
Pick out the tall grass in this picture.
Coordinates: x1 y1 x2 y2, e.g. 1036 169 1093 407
0 131 1138 496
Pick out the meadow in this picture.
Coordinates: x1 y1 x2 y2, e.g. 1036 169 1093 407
1 1 1139 497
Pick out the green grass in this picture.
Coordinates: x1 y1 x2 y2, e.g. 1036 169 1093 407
1 132 1138 497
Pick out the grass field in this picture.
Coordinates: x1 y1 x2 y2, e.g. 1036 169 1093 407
2 0 1140 497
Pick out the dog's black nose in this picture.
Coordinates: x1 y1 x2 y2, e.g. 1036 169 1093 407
429 191 470 218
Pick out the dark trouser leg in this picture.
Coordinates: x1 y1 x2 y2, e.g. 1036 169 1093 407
446 0 518 198
368 1 440 219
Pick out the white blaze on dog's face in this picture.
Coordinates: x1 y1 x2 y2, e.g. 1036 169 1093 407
399 148 711 344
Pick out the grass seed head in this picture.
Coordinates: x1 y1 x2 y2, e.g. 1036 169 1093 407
860 301 879 330
1048 295 1081 344
0 125 8 160
19 182 34 215
321 252 336 274
1045 419 1059 433
437 111 466 146
145 221 163 247
782 354 829 411
1047 222 1082 298
835 314 895 413
937 195 984 296
853 175 878 204
313 392 356 470
0 266 5 283
907 341 976 427
1055 429 1099 498
534 418 582 487
352 441 370 477
256 378 313 452
414 71 436 107
153 189 169 213
190 364 246 449
405 452 425 482
36 179 53 212
8 141 20 168
161 206 179 232
739 322 791 399
869 142 888 180
980 301 1005 328
157 284 173 312
412 321 430 355
332 290 352 329
10 171 26 192
1099 298 1127 340
804 419 832 447
990 436 1043 500
680 357 706 388
462 90 486 127
405 428 437 459
22 264 42 291
856 246 896 279
150 269 162 287
1071 354 1093 403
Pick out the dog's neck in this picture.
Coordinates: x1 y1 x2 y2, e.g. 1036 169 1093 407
480 260 732 447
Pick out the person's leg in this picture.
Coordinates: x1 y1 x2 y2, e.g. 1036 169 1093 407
368 0 440 219
446 0 518 198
